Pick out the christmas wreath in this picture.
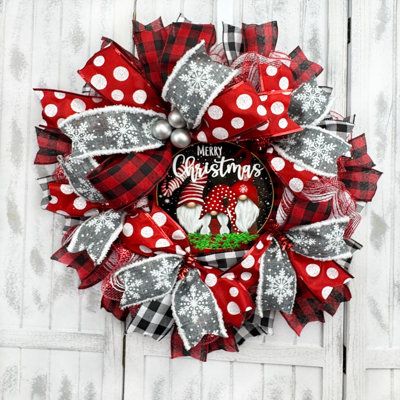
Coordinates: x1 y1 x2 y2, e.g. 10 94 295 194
34 16 381 360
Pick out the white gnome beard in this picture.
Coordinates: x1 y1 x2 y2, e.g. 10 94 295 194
217 213 230 234
200 214 212 234
235 199 260 232
176 204 203 233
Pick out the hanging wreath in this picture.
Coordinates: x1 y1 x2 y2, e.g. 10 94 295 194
34 17 381 361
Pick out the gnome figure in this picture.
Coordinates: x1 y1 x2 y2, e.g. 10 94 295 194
161 163 207 233
200 184 239 234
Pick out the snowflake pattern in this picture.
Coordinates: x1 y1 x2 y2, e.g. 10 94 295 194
323 224 345 255
289 231 316 255
77 177 104 202
300 133 337 169
294 82 327 114
265 269 295 305
179 61 217 99
150 258 177 290
123 275 144 301
64 121 96 153
86 211 121 234
105 113 139 148
177 284 212 323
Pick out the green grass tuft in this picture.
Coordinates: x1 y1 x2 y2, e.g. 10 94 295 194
188 232 259 251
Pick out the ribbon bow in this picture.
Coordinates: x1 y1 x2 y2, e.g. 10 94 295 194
112 207 253 350
228 217 353 316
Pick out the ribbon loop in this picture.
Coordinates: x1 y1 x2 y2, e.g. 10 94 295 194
60 106 165 159
162 41 237 129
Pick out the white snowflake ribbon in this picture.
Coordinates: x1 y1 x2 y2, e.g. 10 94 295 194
286 217 352 261
67 210 125 264
60 105 166 159
272 126 351 177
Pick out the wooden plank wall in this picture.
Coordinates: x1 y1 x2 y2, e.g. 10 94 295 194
0 0 397 399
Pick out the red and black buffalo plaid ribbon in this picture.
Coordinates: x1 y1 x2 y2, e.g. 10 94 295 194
338 134 382 202
242 21 278 56
160 22 216 82
35 126 71 165
289 46 323 86
282 279 351 335
102 297 129 321
87 145 173 210
132 16 164 32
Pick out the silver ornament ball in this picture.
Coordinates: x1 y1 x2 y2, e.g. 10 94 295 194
151 119 172 140
168 109 186 129
170 128 191 148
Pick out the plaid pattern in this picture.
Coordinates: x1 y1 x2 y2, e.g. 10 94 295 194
160 22 216 82
61 216 82 235
35 126 71 165
37 175 53 208
335 238 362 270
101 296 128 321
338 134 382 202
196 250 246 271
242 21 278 56
176 13 191 23
88 145 173 209
319 117 355 141
126 294 174 340
222 22 243 65
132 17 164 32
235 311 275 345
289 46 323 86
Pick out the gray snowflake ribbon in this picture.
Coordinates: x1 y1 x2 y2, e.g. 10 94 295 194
67 210 125 264
162 41 237 129
272 126 351 176
289 78 333 126
257 238 296 315
60 105 165 159
58 156 105 202
116 255 227 350
286 217 352 261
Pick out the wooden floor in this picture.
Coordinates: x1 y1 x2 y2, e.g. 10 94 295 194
0 0 398 399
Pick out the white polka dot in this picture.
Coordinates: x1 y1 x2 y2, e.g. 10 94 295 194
227 301 240 315
93 55 105 66
278 118 288 129
271 157 285 171
266 147 274 153
256 241 264 249
197 131 207 142
245 306 253 311
70 98 86 112
44 104 58 117
92 97 103 103
57 118 65 127
293 164 305 171
223 272 235 280
60 184 74 194
266 65 278 76
152 212 167 227
229 287 239 297
113 66 129 81
139 245 152 254
91 74 107 90
141 226 154 238
212 127 229 140
36 90 44 100
326 267 339 280
236 94 253 110
205 273 217 287
132 89 147 104
306 263 320 277
175 245 186 255
49 195 58 204
207 105 223 120
111 89 124 101
257 105 267 116
279 76 289 90
260 94 268 101
289 177 304 192
56 210 70 216
54 92 65 99
257 122 269 131
155 238 170 248
84 209 99 217
321 286 333 299
241 255 255 269
241 272 252 281
73 197 87 210
123 222 134 237
271 101 285 115
311 176 319 181
172 230 186 240
231 117 244 129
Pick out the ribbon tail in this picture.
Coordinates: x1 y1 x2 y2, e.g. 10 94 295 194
171 269 228 351
257 238 297 316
